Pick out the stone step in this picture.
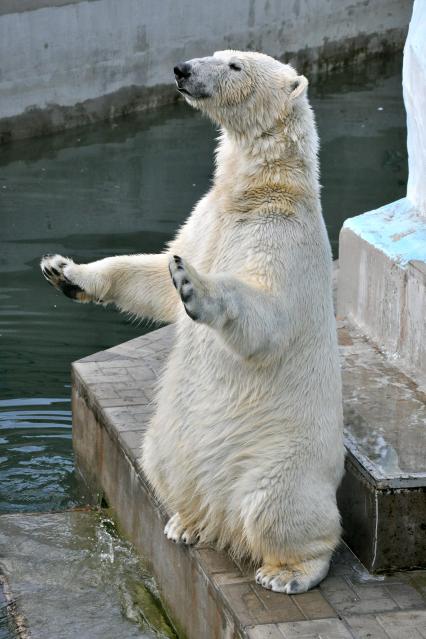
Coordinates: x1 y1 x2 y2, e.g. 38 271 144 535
337 319 426 572
71 325 426 638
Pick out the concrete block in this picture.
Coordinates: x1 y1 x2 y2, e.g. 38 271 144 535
337 198 426 386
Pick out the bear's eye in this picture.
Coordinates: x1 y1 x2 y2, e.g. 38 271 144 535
229 62 242 71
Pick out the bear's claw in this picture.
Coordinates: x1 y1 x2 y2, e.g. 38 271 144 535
168 255 201 321
40 254 89 302
255 565 306 593
164 513 198 545
255 556 330 594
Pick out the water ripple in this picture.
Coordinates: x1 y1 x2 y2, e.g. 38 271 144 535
0 398 77 513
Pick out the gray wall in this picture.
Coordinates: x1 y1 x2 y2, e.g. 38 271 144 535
0 0 413 142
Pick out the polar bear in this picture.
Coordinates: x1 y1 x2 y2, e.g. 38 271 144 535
41 50 344 594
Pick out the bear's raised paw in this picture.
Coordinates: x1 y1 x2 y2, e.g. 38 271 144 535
168 255 205 322
41 254 92 302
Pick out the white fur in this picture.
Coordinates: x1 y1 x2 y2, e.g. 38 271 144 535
40 50 344 594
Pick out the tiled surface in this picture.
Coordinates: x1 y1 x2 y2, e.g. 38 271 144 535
247 619 353 638
72 325 426 639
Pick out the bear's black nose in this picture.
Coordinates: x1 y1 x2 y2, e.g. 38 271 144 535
174 62 191 80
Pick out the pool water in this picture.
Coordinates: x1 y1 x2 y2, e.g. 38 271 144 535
0 53 407 514
0 511 178 639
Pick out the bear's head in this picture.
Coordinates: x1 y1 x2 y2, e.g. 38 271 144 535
174 50 308 136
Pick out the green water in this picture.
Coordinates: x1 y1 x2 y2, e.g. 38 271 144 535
0 54 407 514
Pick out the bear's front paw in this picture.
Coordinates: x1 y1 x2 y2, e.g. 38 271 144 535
168 255 205 322
40 254 91 302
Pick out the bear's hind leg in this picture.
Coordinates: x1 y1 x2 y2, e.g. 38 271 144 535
255 552 332 594
164 513 198 546
242 480 340 594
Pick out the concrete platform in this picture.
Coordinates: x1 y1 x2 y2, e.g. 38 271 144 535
72 324 426 639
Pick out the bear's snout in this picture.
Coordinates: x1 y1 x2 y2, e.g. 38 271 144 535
174 62 192 81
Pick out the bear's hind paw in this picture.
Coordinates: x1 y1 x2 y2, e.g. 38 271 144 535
256 555 330 594
164 513 198 546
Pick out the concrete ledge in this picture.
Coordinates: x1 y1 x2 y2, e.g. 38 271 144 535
0 0 98 17
72 325 426 638
0 84 178 145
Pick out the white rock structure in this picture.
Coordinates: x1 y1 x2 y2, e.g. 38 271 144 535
338 0 426 388
403 0 426 215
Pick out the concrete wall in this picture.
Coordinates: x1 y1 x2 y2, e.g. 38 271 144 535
0 0 413 142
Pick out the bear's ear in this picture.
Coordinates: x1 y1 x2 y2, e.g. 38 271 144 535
290 75 308 100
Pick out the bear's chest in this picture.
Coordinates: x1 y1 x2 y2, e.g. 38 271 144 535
191 210 284 279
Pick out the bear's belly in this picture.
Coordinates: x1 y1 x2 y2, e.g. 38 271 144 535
145 318 343 501
156 320 284 431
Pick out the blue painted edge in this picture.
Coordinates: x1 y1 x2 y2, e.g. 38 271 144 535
343 197 426 266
